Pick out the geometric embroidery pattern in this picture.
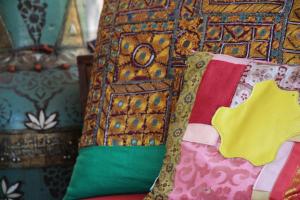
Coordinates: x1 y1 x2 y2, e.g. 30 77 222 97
80 80 172 146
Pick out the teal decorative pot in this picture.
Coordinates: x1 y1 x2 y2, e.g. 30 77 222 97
0 0 101 199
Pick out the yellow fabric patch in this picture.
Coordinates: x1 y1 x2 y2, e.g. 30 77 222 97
212 80 300 166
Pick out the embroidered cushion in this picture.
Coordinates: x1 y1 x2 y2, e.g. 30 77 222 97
80 0 300 148
146 52 300 200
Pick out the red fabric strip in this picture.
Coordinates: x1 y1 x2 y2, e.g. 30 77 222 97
84 194 146 200
270 143 300 200
189 59 246 124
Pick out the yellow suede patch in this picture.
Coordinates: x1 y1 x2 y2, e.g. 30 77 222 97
212 80 300 166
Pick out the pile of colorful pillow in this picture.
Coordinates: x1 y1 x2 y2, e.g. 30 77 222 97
64 1 300 199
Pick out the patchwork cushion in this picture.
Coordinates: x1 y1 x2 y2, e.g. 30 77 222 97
145 52 300 199
67 0 300 199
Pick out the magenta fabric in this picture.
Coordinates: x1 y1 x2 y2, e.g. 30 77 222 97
169 141 262 200
189 60 246 124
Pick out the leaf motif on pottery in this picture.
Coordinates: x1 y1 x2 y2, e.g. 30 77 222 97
0 177 23 200
25 110 58 130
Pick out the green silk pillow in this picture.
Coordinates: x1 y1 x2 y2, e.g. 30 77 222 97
64 146 165 199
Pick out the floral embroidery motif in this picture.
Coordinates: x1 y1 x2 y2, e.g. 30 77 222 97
17 0 48 44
